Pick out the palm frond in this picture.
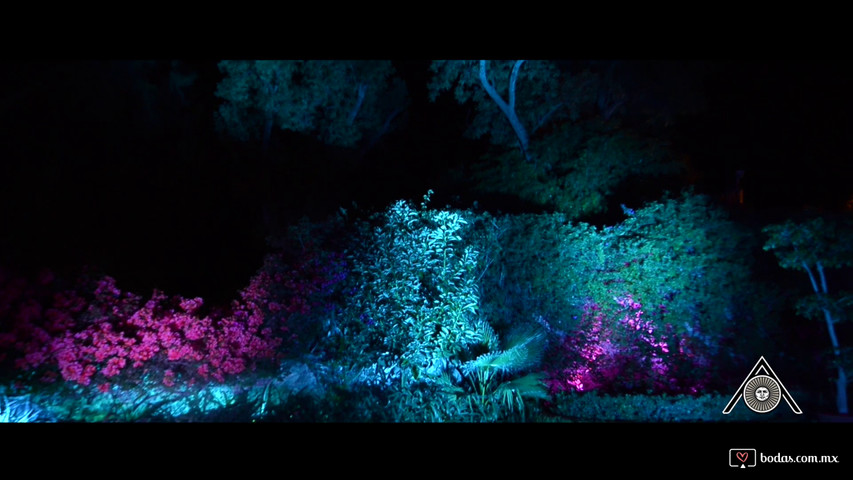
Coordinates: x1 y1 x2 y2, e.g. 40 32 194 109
464 328 546 376
496 372 550 401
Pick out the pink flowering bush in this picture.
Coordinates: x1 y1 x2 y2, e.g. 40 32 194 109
1 272 281 389
0 247 346 393
544 294 710 395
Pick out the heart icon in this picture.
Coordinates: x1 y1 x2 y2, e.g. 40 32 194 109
736 452 748 463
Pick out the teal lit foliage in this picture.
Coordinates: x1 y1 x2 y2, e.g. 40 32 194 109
472 128 681 219
442 327 550 422
473 191 776 385
215 60 407 149
0 395 47 423
429 60 681 220
763 217 853 271
328 192 547 421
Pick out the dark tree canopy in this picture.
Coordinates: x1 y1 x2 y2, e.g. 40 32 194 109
215 60 408 152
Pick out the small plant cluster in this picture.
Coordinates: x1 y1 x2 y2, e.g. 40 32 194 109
0 394 48 423
544 294 709 396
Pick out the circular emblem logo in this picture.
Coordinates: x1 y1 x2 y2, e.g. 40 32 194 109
743 375 781 413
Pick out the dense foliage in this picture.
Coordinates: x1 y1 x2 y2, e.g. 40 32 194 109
0 191 792 421
215 60 407 151
469 128 680 218
429 60 682 220
472 191 780 389
322 192 548 421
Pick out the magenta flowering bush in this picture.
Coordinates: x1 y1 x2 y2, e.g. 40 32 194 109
1 272 281 389
0 247 347 393
544 294 710 395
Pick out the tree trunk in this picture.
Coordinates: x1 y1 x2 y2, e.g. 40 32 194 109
805 260 849 414
817 261 848 414
479 60 532 163
348 83 367 125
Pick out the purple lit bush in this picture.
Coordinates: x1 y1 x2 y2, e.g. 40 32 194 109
544 294 710 396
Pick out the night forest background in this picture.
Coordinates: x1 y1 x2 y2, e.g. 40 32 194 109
0 60 852 425
3 61 850 302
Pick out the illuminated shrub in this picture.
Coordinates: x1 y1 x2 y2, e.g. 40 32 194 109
335 192 490 384
543 294 709 395
0 273 279 389
327 192 547 421
0 246 346 394
472 191 776 386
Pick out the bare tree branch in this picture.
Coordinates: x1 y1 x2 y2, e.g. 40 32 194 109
348 83 367 125
479 60 531 162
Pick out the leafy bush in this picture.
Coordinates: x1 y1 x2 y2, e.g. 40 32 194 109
543 295 709 395
471 191 778 390
326 192 547 421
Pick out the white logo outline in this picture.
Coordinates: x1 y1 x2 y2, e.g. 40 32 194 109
722 356 802 414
